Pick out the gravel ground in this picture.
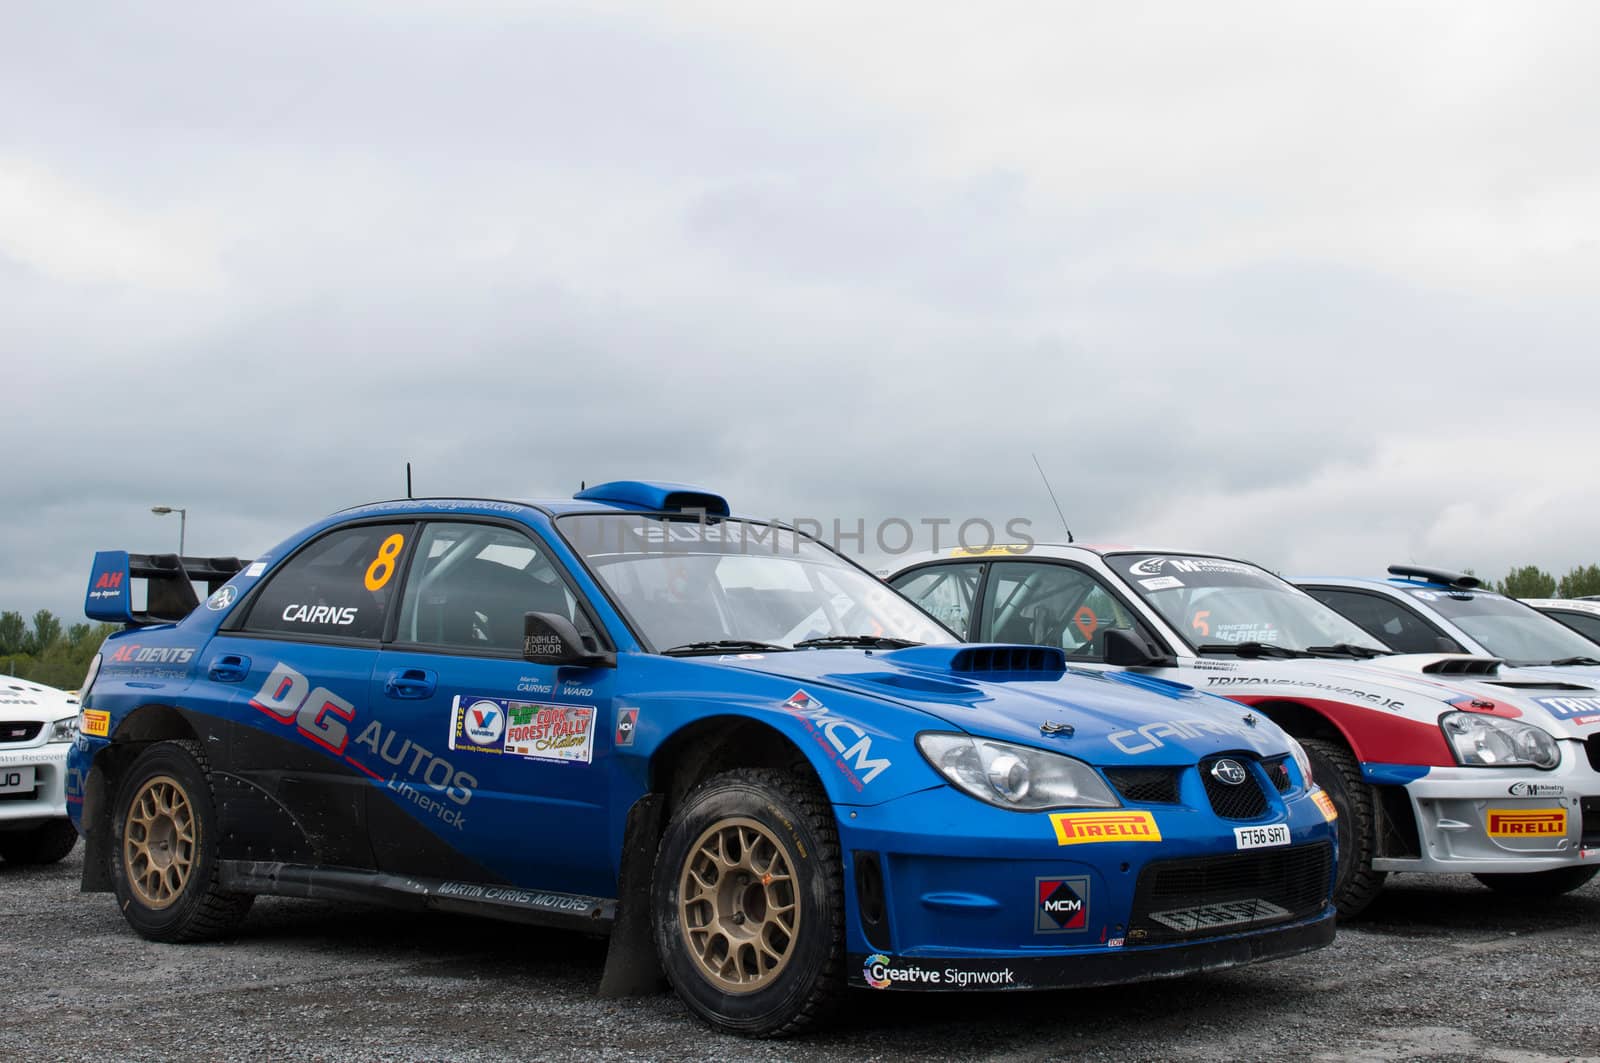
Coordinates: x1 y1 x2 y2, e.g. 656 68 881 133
4 846 1599 1062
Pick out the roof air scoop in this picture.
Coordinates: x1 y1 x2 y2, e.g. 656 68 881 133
574 480 730 517
1387 564 1481 590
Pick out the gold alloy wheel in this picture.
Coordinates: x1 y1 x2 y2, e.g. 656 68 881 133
678 817 801 994
123 775 198 910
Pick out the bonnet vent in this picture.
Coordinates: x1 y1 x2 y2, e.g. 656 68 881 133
949 646 1067 674
1421 657 1502 676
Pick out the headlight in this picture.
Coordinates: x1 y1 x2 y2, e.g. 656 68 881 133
1286 736 1314 787
1440 712 1560 769
47 715 79 743
916 732 1120 810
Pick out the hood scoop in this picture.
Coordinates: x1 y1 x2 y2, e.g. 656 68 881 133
1421 657 1503 676
886 643 1067 678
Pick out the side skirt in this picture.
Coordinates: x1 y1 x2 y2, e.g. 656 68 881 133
218 860 616 934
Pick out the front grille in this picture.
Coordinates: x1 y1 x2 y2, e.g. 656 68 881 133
1263 756 1293 793
1200 756 1269 819
1128 843 1332 944
1104 767 1182 804
0 721 42 744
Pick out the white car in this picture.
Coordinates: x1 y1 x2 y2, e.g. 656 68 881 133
890 547 1600 917
0 677 81 865
1522 598 1600 647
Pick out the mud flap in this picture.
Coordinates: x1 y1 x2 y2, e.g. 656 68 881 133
598 793 666 998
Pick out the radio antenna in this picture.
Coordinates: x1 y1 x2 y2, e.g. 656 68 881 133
406 462 413 499
1031 452 1074 544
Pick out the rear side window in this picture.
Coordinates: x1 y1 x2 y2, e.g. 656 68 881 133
243 523 412 641
890 564 982 637
1546 610 1600 646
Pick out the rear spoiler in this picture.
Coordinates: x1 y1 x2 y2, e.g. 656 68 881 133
85 551 249 626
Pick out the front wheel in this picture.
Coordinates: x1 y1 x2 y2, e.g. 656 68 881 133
653 768 844 1038
1474 866 1599 897
110 739 253 942
0 819 79 865
1302 737 1387 918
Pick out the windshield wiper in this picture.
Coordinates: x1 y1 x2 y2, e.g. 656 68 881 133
1306 643 1393 659
1195 641 1311 659
793 635 924 650
1549 656 1600 667
660 639 792 657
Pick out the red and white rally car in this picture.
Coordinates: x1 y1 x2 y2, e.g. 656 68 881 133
890 547 1600 916
0 676 81 865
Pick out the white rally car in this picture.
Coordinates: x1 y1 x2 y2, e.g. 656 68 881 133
890 548 1600 917
0 677 82 865
1515 599 1600 649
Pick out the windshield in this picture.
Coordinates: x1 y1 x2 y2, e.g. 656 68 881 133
559 514 956 653
1399 587 1600 665
1106 553 1388 655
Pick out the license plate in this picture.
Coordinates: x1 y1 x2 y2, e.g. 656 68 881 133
1233 824 1291 850
0 765 36 794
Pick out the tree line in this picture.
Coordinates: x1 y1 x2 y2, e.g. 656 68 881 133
1493 565 1600 600
1 610 120 691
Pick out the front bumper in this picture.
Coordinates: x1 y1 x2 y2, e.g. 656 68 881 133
1371 752 1600 873
0 738 70 829
835 783 1337 986
850 911 1334 990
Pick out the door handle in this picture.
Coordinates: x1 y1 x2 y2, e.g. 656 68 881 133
384 668 437 699
208 654 251 683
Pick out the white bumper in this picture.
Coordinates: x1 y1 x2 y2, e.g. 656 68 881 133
0 738 70 828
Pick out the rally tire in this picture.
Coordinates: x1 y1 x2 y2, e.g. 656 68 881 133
110 740 253 942
653 767 844 1038
0 819 79 865
1473 866 1599 897
1302 737 1386 918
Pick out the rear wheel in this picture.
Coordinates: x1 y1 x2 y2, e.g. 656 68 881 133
110 739 253 942
0 820 79 865
1302 737 1387 918
653 767 844 1038
1474 866 1599 897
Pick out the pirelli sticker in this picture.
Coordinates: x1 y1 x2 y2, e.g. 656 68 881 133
1486 808 1566 838
1311 789 1338 823
81 709 110 738
1049 810 1161 846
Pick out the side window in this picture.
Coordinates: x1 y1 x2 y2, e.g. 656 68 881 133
1550 611 1600 645
889 564 983 637
980 562 1143 656
1304 588 1449 654
395 522 592 654
243 523 411 641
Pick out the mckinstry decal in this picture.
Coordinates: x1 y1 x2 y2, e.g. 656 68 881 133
1107 717 1254 755
1508 782 1564 798
783 690 889 790
81 709 110 737
1035 876 1089 933
1049 810 1162 846
1486 809 1566 838
108 645 196 665
250 662 475 829
279 604 359 626
862 954 1016 989
1534 696 1600 725
1202 675 1405 710
1129 557 1256 577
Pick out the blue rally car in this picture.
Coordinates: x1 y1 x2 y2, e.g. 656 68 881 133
69 482 1336 1036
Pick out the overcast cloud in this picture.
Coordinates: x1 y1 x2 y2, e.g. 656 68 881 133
4 1 1598 621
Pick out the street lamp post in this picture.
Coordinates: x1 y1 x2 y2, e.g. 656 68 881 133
150 505 188 556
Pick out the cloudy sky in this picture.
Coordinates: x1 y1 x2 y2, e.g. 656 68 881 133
4 1 1598 620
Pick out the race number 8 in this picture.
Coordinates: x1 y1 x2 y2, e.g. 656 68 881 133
365 533 405 591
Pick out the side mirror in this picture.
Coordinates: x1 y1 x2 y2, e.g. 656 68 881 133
523 612 615 668
1103 628 1171 667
